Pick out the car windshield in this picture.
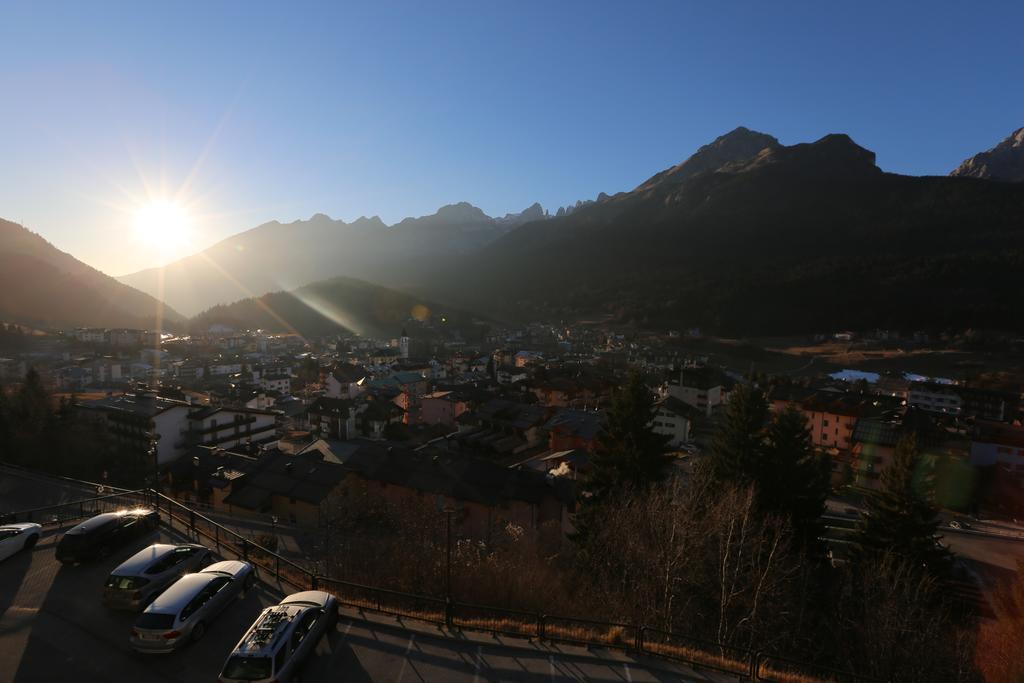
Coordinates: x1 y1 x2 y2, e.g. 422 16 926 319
106 575 149 590
134 612 175 630
221 656 272 680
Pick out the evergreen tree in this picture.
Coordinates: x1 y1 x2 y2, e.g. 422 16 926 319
587 371 671 497
856 435 951 576
5 367 50 466
14 367 49 431
761 406 830 543
706 383 768 486
573 372 671 545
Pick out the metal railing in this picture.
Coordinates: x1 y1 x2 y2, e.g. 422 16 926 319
0 489 151 527
1 487 883 683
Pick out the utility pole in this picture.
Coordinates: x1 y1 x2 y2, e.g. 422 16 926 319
148 431 161 495
443 502 456 628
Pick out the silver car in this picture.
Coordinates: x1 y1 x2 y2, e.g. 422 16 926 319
219 590 338 683
130 560 254 653
103 543 211 610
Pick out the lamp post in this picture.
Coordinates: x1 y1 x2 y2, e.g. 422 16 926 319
442 501 456 628
147 430 161 496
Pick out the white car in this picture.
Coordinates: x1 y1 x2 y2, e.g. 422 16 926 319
0 522 42 561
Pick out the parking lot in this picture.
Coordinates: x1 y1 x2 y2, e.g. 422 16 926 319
0 525 718 682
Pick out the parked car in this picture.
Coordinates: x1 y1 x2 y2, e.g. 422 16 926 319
56 509 159 565
129 560 254 653
219 591 338 683
103 543 212 610
0 522 42 562
949 519 972 530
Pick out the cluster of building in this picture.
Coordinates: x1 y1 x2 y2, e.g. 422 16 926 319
768 375 1023 502
3 317 1024 540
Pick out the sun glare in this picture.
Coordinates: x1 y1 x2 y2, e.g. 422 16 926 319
133 200 193 249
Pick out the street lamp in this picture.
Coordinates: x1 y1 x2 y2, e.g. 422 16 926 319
147 431 162 496
440 500 457 627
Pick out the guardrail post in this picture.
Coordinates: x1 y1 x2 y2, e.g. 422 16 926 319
215 526 220 552
275 555 280 581
189 510 196 537
444 597 454 629
538 614 546 642
750 651 762 682
241 538 249 561
311 574 319 590
635 626 643 653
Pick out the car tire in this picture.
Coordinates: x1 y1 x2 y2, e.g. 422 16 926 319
24 534 38 550
191 621 206 643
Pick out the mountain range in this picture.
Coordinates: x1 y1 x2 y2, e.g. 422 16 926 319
4 125 1024 336
0 218 183 330
427 128 1024 334
118 201 549 317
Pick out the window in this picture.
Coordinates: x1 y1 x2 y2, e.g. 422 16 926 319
291 610 320 651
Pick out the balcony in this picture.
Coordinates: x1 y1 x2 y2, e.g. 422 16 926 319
190 415 257 435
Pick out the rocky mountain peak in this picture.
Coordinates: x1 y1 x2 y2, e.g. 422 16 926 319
635 126 781 192
950 127 1024 182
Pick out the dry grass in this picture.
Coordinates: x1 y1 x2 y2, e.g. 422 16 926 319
453 616 536 636
542 623 633 647
757 666 847 683
643 639 749 675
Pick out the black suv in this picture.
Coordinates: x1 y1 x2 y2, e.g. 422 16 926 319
56 509 159 564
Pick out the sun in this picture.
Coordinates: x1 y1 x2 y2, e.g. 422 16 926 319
133 200 193 249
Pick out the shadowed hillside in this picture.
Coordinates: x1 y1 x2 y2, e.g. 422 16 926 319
420 129 1024 335
188 275 475 339
0 218 183 330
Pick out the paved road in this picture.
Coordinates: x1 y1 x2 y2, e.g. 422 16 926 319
0 527 723 682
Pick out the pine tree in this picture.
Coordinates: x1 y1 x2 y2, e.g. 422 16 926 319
589 372 672 496
573 372 671 546
856 435 951 576
706 383 768 486
761 406 830 543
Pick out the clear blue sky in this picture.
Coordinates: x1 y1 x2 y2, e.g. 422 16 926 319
1 1 1022 275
